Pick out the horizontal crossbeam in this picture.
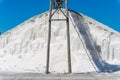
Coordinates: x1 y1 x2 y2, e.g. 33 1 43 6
51 19 66 21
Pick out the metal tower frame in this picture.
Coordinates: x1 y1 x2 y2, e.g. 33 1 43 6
46 0 72 74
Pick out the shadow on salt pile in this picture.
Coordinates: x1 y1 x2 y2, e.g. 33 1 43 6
70 11 120 73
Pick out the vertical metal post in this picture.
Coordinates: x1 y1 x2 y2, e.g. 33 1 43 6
46 0 72 74
66 0 72 73
46 0 52 74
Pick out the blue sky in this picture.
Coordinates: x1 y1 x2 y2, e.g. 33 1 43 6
0 0 120 33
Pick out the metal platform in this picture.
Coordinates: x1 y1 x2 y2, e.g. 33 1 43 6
0 73 120 80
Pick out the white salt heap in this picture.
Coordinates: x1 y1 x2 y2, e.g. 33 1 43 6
0 10 120 73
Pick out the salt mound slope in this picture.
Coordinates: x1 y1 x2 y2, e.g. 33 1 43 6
0 11 120 73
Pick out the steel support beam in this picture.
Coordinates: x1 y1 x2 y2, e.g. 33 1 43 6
46 0 52 74
46 0 72 74
66 0 72 73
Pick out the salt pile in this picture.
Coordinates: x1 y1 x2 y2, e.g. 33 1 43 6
0 10 120 73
